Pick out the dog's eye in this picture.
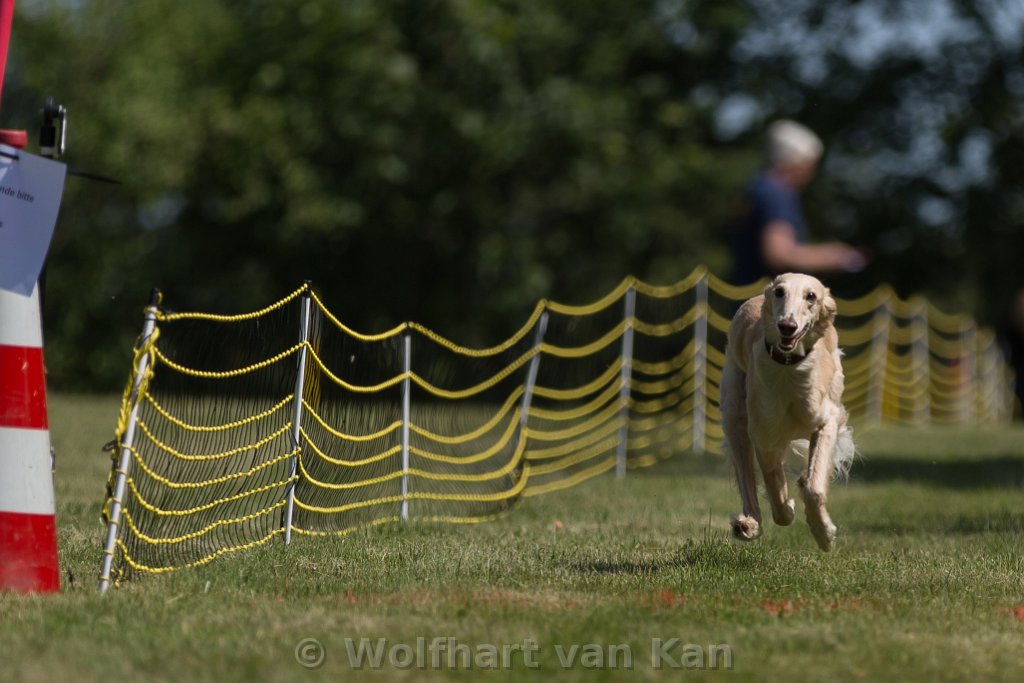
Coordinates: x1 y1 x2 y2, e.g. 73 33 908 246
806 291 817 303
774 287 785 298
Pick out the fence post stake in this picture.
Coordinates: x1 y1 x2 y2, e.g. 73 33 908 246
99 291 161 593
961 321 977 426
867 295 891 427
400 332 412 522
692 274 709 455
999 340 1015 422
912 299 930 424
282 288 312 546
616 285 636 477
518 311 549 440
977 334 993 423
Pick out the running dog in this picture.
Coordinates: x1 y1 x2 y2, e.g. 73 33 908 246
720 272 855 551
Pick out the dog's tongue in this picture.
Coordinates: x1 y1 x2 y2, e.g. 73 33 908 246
778 337 797 351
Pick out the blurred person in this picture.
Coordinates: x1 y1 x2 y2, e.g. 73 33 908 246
731 120 871 284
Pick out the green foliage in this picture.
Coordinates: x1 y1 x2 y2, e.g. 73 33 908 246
5 0 752 389
718 0 1024 319
4 1 1021 389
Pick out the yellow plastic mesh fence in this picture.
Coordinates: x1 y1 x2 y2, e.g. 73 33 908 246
99 270 1015 586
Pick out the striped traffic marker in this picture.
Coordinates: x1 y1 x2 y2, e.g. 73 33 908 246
0 284 59 593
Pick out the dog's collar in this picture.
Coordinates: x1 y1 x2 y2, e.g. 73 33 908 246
764 339 809 366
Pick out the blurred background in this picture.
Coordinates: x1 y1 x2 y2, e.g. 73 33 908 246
3 0 1023 391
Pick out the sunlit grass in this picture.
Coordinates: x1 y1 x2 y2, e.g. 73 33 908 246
1 395 1022 682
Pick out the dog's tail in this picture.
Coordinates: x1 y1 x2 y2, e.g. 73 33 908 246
833 425 857 480
787 425 857 481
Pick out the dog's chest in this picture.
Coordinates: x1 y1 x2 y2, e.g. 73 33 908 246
748 359 827 440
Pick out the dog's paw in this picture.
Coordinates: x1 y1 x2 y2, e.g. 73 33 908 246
730 514 762 541
773 498 796 526
805 509 837 552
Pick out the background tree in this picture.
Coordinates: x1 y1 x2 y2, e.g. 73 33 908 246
709 0 1024 320
3 0 1021 389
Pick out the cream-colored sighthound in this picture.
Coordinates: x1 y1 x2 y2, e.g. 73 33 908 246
721 272 855 551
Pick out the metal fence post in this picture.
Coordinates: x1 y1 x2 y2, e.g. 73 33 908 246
977 335 995 423
692 274 709 455
400 333 412 522
282 290 312 546
519 311 549 439
961 321 977 426
99 291 160 593
867 297 891 427
616 286 636 477
999 342 1016 422
912 300 930 424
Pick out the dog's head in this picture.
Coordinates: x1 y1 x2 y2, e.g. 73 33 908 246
760 273 836 354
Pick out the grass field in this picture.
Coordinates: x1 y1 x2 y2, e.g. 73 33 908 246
3 394 1024 682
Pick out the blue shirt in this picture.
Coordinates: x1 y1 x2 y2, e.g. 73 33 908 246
731 171 809 284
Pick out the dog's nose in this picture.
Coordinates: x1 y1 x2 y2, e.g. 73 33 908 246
778 320 798 336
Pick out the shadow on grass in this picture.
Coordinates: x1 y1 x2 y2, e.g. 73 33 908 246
635 451 1024 490
627 454 733 478
570 559 669 575
851 455 1024 489
861 510 1024 536
566 540 762 576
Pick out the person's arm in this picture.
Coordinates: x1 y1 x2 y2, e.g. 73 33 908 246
762 221 868 274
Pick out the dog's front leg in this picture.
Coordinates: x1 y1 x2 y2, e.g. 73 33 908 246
799 417 838 551
729 438 763 541
758 447 795 526
722 364 762 541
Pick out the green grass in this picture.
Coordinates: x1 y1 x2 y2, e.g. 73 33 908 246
3 394 1024 682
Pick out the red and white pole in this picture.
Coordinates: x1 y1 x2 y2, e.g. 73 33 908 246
0 0 57 594
0 284 59 593
0 0 26 149
0 0 14 99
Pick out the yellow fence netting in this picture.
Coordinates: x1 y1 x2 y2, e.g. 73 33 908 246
98 268 1015 588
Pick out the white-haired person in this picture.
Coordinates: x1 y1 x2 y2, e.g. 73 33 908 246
731 120 871 284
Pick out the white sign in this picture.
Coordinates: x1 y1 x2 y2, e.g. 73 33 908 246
0 144 67 296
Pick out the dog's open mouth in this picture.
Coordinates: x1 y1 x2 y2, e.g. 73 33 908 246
777 327 806 352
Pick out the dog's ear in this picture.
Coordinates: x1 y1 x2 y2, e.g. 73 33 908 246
817 287 838 329
760 280 776 321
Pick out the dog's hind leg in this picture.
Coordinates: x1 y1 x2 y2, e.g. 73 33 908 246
799 418 838 551
757 448 795 526
721 363 762 541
